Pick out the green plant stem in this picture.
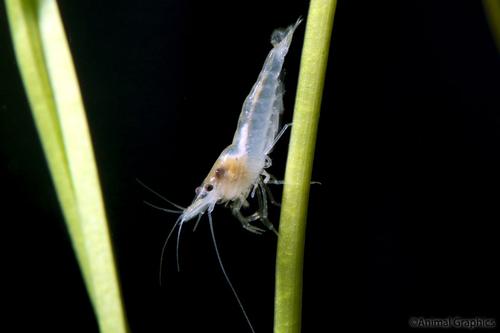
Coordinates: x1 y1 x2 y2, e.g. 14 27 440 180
274 1 337 332
5 1 128 332
483 0 500 53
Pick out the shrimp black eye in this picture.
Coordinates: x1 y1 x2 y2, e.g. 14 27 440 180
205 184 214 192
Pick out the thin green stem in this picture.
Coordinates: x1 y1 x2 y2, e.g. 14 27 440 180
274 1 337 332
483 0 500 53
5 1 128 332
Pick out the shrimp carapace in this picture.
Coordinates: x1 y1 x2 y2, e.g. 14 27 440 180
203 153 253 202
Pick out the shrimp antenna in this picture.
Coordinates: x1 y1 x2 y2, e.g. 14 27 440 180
192 213 203 232
176 219 184 272
208 213 256 333
159 215 182 286
143 200 183 214
136 178 186 210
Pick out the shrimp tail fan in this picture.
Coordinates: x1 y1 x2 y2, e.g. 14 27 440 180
271 17 303 47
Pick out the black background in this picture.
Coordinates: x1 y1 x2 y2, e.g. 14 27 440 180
1 0 499 332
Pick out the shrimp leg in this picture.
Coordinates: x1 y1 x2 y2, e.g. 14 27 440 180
262 169 285 185
235 180 280 235
231 200 266 234
231 181 279 235
255 180 279 236
264 122 293 155
261 181 281 207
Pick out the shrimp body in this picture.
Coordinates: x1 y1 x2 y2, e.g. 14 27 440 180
181 19 301 228
151 19 302 333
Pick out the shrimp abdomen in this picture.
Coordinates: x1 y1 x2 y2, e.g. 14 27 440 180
232 19 301 160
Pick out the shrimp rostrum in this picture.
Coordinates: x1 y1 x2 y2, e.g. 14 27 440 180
180 19 301 234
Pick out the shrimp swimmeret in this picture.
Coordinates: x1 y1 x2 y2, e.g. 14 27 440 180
145 18 302 333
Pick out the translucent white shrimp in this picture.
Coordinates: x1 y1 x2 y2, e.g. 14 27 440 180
151 18 302 333
182 18 301 232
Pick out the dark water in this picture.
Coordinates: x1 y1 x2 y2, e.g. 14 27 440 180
1 1 499 332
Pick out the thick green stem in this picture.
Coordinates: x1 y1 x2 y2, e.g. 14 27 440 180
274 1 337 332
5 1 128 332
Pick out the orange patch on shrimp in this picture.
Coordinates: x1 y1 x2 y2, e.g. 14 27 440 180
204 156 253 201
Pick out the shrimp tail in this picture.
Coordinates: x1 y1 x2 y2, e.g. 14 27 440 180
271 17 303 47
